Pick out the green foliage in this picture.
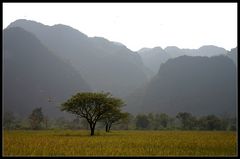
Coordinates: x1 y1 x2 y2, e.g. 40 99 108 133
115 113 135 130
136 114 150 130
228 117 236 131
28 108 44 130
198 115 223 130
3 111 16 130
60 92 125 135
132 112 235 131
157 113 172 129
102 106 129 132
6 109 236 132
176 112 197 130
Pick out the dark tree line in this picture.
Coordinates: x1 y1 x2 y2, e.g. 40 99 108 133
134 112 236 131
3 92 236 133
3 110 236 132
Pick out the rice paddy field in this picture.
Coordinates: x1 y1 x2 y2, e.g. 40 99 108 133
3 130 237 156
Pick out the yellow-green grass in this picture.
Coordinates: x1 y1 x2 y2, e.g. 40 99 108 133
3 130 237 156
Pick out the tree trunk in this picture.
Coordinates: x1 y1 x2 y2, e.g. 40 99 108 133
108 123 112 132
90 127 94 136
90 123 96 136
105 123 108 132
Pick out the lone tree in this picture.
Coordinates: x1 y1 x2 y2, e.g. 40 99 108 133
28 107 44 130
103 109 129 132
61 92 125 136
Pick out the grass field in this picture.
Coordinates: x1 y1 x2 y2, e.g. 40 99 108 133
3 130 237 156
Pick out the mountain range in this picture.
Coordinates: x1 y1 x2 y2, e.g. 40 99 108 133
8 19 150 98
138 45 236 76
3 19 237 118
126 55 237 116
3 27 90 117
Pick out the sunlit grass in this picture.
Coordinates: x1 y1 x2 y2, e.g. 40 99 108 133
3 130 237 156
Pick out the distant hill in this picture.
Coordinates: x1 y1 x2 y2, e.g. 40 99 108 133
226 47 237 65
3 27 90 118
164 45 228 58
126 55 236 116
138 45 229 77
138 47 171 75
8 19 149 97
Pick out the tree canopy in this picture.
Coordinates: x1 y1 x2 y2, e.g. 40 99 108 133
61 92 125 135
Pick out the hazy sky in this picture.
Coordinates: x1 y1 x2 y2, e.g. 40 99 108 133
3 3 237 51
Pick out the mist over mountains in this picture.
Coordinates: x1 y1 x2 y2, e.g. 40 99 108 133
227 47 237 65
138 45 236 76
3 19 237 118
126 55 237 116
8 19 149 98
3 27 90 117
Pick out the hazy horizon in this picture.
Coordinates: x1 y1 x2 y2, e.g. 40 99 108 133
3 3 237 51
3 3 237 156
